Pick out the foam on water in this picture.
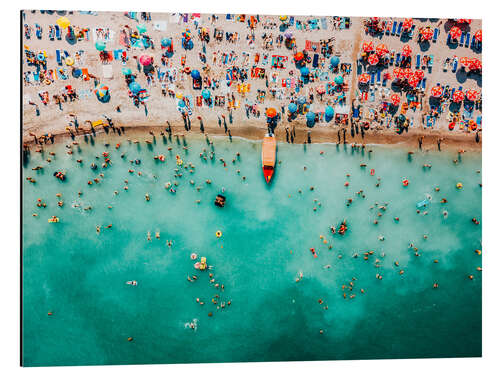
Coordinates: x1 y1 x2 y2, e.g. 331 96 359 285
22 135 482 366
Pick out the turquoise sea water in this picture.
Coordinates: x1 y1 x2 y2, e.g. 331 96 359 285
22 135 482 366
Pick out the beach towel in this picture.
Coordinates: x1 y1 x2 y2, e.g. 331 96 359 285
102 64 113 79
321 18 328 29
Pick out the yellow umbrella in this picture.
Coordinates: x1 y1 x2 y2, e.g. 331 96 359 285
175 92 183 99
56 16 70 29
65 57 74 66
279 15 288 21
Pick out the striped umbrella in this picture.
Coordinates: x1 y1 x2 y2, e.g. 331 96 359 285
402 45 412 57
376 44 389 56
390 94 400 106
449 26 462 40
368 54 379 65
402 68 413 79
474 30 482 43
453 90 465 103
403 18 413 30
421 27 433 40
466 90 479 102
358 73 370 83
362 41 374 52
431 86 443 97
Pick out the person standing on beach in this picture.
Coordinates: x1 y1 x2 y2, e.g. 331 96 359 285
437 137 442 151
337 130 341 144
342 128 347 144
285 127 290 143
307 131 311 144
418 136 424 150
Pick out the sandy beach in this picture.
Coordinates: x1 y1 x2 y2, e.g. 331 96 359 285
22 11 482 151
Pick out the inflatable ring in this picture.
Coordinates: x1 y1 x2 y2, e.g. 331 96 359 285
215 231 222 238
176 158 183 166
456 182 463 189
65 57 74 66
402 179 409 187
44 78 51 85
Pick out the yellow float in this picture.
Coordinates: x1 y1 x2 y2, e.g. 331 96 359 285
456 182 463 189
215 231 222 238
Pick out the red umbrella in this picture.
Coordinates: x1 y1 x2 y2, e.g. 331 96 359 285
449 26 462 40
456 19 472 24
431 86 443 97
370 17 379 23
474 30 482 43
368 54 379 65
294 52 304 61
453 90 465 103
459 57 470 67
421 27 433 40
413 70 424 80
390 94 400 106
470 58 482 71
358 73 370 83
403 18 413 30
402 68 413 79
408 75 420 88
466 89 479 102
376 44 388 56
402 45 412 57
362 41 374 52
393 67 403 79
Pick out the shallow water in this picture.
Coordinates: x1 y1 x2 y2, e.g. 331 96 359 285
22 134 482 366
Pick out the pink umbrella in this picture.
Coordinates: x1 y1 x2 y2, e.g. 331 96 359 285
358 73 370 83
421 27 433 41
431 86 443 97
376 44 388 56
390 94 400 106
402 45 412 57
453 90 465 103
368 54 379 65
466 90 479 102
449 26 462 40
139 55 152 66
403 18 413 30
474 30 482 43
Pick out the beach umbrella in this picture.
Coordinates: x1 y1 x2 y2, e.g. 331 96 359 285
376 44 388 56
129 81 141 94
182 29 192 40
402 45 412 57
334 75 344 85
288 102 297 113
178 100 186 108
266 107 277 118
294 52 304 61
325 106 334 117
431 86 443 97
95 40 106 51
358 73 370 83
449 26 462 40
279 15 288 22
300 66 310 76
191 69 201 79
453 90 465 103
362 41 374 52
298 96 307 105
413 70 424 80
330 56 340 67
390 94 400 106
470 58 482 71
65 57 74 66
284 30 293 39
421 27 433 40
306 110 316 125
121 67 132 75
402 68 413 79
201 89 211 99
370 17 379 23
403 18 413 30
474 30 482 43
393 67 403 79
316 85 326 94
368 54 379 65
161 38 172 48
56 16 70 29
466 89 479 102
176 92 183 99
459 57 471 67
137 24 147 34
456 19 472 24
95 84 109 98
408 75 420 88
139 55 152 66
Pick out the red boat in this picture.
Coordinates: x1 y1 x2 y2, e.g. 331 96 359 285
262 134 276 183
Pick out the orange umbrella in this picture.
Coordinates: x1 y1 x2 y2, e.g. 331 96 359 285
362 41 374 52
449 26 462 40
376 44 388 56
358 73 370 83
431 86 443 97
402 68 413 79
403 18 413 30
402 45 412 57
453 90 465 102
466 89 479 101
393 67 403 79
421 27 433 40
266 107 277 118
390 94 400 106
474 30 482 43
368 54 379 65
294 52 304 61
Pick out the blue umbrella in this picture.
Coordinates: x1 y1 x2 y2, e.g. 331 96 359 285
129 81 141 94
330 56 340 67
334 75 344 85
288 102 297 113
300 66 310 76
191 70 201 79
137 24 147 34
95 40 106 51
161 38 172 48
306 111 316 127
202 89 211 99
297 96 306 105
178 100 186 108
122 67 132 75
325 106 334 118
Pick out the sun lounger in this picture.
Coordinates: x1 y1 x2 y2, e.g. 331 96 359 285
451 57 458 73
465 33 471 48
428 55 434 71
432 28 439 43
396 22 403 37
446 33 451 44
370 71 375 85
385 21 392 35
56 50 62 66
476 116 482 127
391 21 397 35
415 54 421 69
421 77 427 90
55 25 61 40
459 33 465 46
395 53 401 66
376 70 381 85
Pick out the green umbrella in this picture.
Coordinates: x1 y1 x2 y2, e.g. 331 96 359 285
122 67 132 75
137 24 147 33
95 40 106 51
